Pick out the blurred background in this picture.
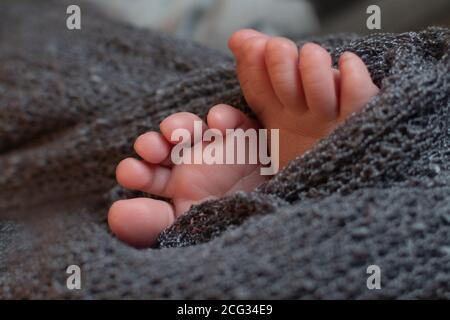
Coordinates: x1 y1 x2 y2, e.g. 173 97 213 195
90 0 450 51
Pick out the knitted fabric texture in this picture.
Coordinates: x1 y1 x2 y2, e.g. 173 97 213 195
0 0 449 299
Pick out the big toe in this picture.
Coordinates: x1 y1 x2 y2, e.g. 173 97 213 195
108 198 175 248
228 29 266 56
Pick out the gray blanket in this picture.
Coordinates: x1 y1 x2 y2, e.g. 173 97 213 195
0 0 449 299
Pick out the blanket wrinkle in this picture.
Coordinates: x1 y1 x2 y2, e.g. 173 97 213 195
0 0 449 299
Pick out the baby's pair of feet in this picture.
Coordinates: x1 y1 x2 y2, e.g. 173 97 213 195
108 29 379 248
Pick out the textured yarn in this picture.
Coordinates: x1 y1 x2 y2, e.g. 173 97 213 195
0 0 449 299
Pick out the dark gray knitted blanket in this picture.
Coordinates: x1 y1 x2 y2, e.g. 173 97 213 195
0 0 449 299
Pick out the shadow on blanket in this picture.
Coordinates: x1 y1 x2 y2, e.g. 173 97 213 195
0 0 449 299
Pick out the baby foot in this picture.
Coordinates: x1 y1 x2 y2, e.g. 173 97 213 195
109 104 266 248
229 29 379 167
109 30 379 248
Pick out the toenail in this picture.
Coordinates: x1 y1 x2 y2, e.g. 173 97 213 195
341 52 357 62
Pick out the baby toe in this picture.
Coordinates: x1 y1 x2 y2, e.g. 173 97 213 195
265 37 306 112
207 104 259 133
160 112 207 145
299 43 338 121
134 131 171 164
116 158 171 197
338 52 379 119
